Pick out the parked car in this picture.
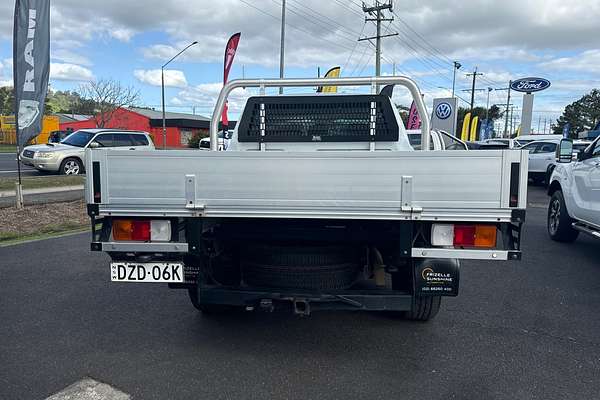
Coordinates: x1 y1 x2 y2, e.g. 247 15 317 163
199 131 230 150
85 76 526 322
547 137 600 242
20 129 154 175
481 138 520 148
48 129 74 143
521 139 592 185
407 130 468 150
465 141 510 150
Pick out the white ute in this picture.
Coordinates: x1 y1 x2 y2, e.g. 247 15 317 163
548 137 600 241
85 76 527 321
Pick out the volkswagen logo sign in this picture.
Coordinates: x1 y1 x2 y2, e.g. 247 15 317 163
510 77 551 93
435 102 452 120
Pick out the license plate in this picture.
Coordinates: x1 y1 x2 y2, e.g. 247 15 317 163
110 262 184 283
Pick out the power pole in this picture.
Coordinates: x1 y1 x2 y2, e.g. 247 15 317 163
359 1 397 92
485 87 493 122
279 0 286 94
452 61 462 98
495 81 512 138
466 67 484 112
543 118 547 134
537 115 541 134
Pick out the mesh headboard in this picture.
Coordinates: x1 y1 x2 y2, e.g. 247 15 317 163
237 94 399 143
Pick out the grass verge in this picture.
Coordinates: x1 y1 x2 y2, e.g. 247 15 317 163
0 175 85 191
0 144 16 153
0 199 88 244
0 224 88 245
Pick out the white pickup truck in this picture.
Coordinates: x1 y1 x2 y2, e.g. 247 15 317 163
547 137 600 241
85 76 527 321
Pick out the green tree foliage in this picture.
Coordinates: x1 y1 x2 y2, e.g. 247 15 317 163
47 90 97 115
553 89 600 137
0 86 15 115
456 105 501 130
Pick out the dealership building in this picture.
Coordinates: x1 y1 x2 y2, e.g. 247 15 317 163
59 107 235 148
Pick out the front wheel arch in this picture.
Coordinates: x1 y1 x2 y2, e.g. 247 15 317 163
59 157 84 175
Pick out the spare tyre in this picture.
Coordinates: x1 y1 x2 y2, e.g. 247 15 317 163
241 244 362 291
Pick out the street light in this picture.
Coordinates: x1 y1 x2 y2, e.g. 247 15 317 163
451 61 462 98
161 41 198 149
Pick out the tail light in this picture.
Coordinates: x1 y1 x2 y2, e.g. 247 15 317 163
432 224 497 248
112 219 171 242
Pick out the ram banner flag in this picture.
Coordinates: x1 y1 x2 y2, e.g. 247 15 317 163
221 32 241 130
317 66 341 93
13 0 50 149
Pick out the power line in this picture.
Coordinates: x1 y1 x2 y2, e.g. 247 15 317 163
238 0 357 52
359 0 397 91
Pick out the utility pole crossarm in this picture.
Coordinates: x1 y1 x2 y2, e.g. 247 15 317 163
360 1 396 92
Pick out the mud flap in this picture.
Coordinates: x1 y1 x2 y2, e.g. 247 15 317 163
414 258 460 297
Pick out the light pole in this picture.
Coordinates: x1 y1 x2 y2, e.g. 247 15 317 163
162 41 198 149
451 61 461 98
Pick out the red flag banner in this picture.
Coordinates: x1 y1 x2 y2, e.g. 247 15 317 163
407 101 421 130
222 32 241 128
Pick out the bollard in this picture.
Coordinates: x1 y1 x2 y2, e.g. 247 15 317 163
15 182 24 209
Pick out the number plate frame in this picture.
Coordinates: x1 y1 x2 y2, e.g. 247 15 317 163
110 262 184 283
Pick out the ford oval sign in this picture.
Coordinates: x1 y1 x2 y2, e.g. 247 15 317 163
510 77 551 93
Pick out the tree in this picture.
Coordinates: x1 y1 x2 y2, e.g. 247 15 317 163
79 79 140 128
0 86 55 115
47 90 97 115
457 105 501 128
395 104 409 127
0 86 14 115
553 89 600 137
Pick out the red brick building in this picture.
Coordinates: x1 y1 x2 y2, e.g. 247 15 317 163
59 107 235 148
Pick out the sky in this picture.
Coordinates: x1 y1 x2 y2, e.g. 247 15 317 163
1 0 600 131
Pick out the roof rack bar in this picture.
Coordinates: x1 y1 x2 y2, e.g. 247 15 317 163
209 76 430 151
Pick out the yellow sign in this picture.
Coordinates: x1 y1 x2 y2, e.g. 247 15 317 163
461 113 471 142
470 116 479 142
318 66 341 93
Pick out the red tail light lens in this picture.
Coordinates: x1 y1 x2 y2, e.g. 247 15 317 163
453 224 497 248
112 219 151 241
131 220 151 241
453 225 476 247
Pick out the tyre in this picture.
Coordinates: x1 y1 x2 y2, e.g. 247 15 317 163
241 244 362 290
405 296 442 321
60 157 83 175
548 190 579 242
187 287 237 314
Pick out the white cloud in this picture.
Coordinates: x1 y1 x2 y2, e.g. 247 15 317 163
0 79 12 87
172 82 255 114
134 69 188 88
50 63 94 81
51 49 93 66
110 28 136 42
540 50 600 73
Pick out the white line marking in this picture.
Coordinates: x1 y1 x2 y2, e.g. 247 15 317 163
45 377 131 400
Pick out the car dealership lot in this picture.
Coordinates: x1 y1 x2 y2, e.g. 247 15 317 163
1 186 599 400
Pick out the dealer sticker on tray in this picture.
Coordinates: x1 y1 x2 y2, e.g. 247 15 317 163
110 262 184 283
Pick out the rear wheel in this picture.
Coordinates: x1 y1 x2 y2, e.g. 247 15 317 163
548 190 579 242
405 296 442 321
60 157 83 175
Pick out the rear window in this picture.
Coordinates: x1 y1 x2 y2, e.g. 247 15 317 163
131 134 149 146
113 133 134 147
